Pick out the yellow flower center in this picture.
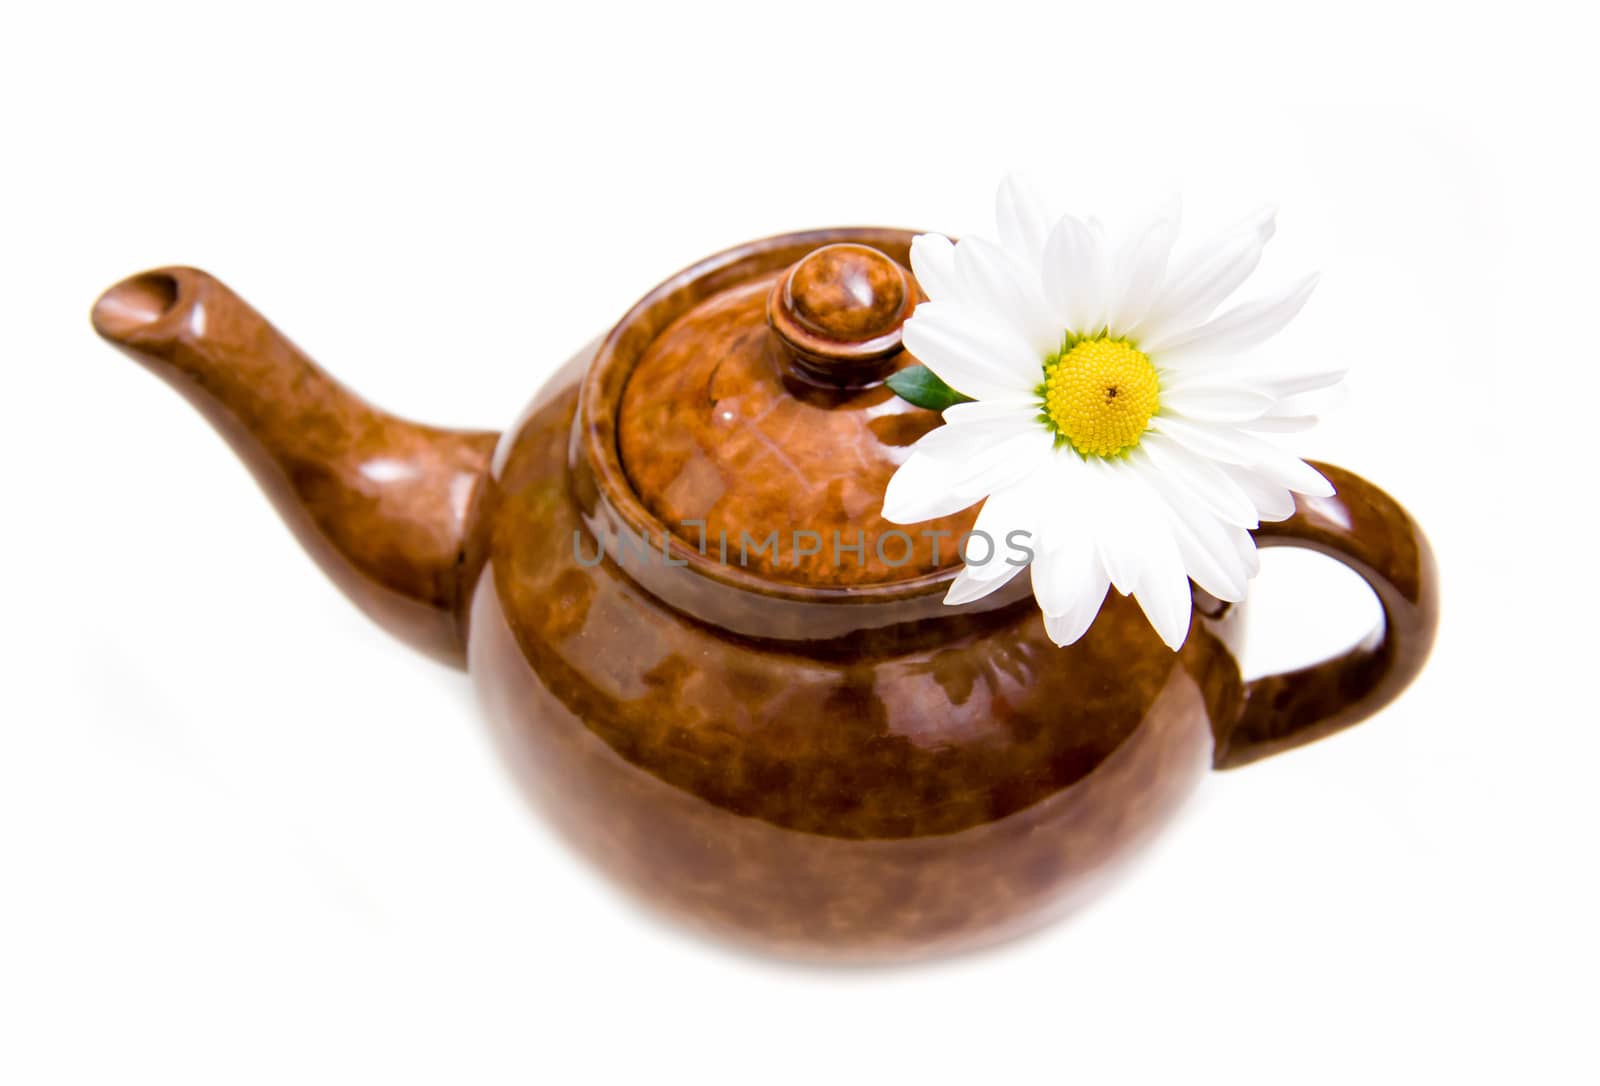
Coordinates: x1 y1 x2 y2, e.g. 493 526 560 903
1041 337 1160 457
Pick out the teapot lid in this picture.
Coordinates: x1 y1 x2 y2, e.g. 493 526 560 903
612 233 976 587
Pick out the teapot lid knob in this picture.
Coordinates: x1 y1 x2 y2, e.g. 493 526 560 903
767 243 919 389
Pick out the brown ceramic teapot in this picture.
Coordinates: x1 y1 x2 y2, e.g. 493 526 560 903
91 229 1438 960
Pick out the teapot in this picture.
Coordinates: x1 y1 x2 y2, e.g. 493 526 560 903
91 229 1438 960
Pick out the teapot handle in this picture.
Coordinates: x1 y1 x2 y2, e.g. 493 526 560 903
1212 462 1440 769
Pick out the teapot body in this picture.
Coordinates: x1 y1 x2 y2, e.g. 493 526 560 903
470 344 1241 958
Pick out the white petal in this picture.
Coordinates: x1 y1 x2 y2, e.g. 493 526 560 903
1106 199 1180 336
1242 413 1318 433
1238 440 1335 497
994 175 1055 271
1162 206 1276 297
960 465 1047 582
1219 204 1278 244
1152 416 1334 497
954 235 1061 356
1028 460 1112 646
1067 457 1132 595
1103 460 1193 649
912 402 1040 455
940 397 1041 425
1042 566 1111 647
881 457 992 523
1173 519 1256 602
1241 382 1345 432
882 426 1053 523
1252 365 1347 399
1150 356 1344 399
909 233 960 303
945 561 1026 605
1041 214 1104 337
1132 207 1275 343
1278 383 1349 415
1130 453 1255 601
1030 517 1096 617
943 463 1049 605
1148 413 1257 463
1136 566 1194 650
1158 382 1275 422
1139 432 1260 529
1221 463 1297 522
1268 455 1335 497
902 306 1042 401
1144 273 1320 359
1083 457 1158 598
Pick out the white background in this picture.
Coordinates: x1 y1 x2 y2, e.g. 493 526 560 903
3 2 1595 1082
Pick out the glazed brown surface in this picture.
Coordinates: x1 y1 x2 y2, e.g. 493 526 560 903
617 271 971 587
478 360 1235 957
91 268 496 665
1213 464 1440 768
767 242 919 388
93 230 1441 960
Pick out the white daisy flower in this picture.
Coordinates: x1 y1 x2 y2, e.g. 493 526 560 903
882 177 1342 651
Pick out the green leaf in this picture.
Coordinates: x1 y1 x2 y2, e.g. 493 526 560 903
885 365 973 412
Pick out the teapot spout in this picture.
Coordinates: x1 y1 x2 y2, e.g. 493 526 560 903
91 267 498 667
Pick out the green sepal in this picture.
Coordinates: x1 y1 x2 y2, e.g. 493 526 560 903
885 365 973 412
